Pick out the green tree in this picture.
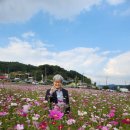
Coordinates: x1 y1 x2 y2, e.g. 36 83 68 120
103 85 109 89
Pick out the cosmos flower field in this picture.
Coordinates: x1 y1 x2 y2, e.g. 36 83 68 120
0 84 130 130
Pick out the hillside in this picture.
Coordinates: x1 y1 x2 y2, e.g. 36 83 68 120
0 61 91 84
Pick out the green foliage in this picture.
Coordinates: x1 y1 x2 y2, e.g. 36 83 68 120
93 82 96 86
102 85 109 89
0 61 37 73
31 70 42 81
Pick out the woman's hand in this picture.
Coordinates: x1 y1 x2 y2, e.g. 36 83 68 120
50 86 57 95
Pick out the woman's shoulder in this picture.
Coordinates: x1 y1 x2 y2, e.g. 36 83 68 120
46 89 51 92
62 88 68 92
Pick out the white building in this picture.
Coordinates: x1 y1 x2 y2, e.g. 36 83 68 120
120 88 129 92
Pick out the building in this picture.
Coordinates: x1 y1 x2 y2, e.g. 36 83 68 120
0 74 9 80
120 88 129 92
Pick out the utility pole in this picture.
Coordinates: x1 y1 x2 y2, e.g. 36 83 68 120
8 67 10 74
82 73 84 85
45 66 47 82
7 67 10 79
41 74 44 82
105 76 108 86
75 72 77 87
34 72 36 81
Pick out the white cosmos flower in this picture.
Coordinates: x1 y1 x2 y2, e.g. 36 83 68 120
93 106 96 109
78 110 87 116
66 119 76 125
43 100 48 103
11 103 18 106
32 117 39 121
113 128 119 130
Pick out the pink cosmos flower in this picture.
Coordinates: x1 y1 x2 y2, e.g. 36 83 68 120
49 109 64 120
107 109 116 118
108 112 115 118
109 121 118 126
110 109 115 113
22 104 30 113
34 113 40 118
15 124 24 130
122 112 129 116
34 101 40 106
101 126 109 130
78 127 85 130
0 112 8 116
53 105 60 111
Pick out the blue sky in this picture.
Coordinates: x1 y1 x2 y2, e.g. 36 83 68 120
0 0 130 85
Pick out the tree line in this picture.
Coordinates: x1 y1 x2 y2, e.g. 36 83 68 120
0 61 92 84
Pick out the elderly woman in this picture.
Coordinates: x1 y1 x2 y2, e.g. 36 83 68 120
45 74 70 114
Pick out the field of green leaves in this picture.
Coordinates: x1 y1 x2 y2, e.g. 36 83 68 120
0 84 130 130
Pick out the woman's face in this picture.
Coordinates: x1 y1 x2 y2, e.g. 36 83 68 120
53 80 62 89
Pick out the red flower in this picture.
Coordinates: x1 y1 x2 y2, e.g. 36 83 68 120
122 118 130 124
39 121 48 130
19 112 28 117
58 125 64 130
51 121 57 125
18 109 28 117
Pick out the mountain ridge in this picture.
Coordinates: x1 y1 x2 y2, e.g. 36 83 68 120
0 61 91 84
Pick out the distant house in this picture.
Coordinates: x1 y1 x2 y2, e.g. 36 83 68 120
0 74 8 80
0 76 7 80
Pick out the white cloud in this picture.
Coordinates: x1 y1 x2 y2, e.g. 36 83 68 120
104 52 130 76
0 0 129 22
0 37 105 72
0 35 130 85
0 0 102 22
53 47 106 74
22 31 35 38
0 37 53 64
106 0 126 5
0 35 107 82
103 51 130 85
41 0 101 20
